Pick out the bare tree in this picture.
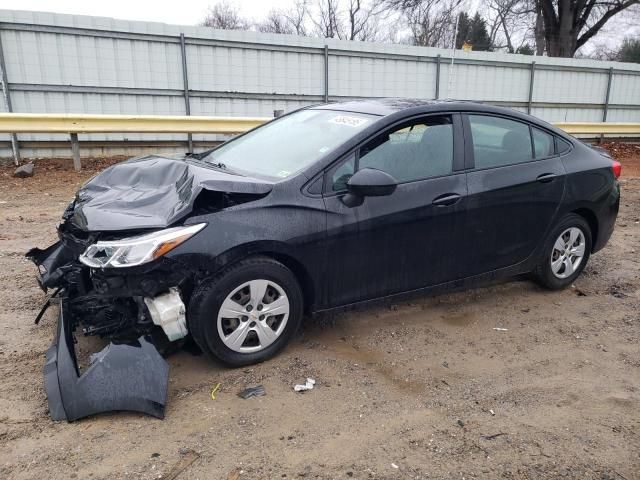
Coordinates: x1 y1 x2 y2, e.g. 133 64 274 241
258 1 311 35
344 0 389 40
534 2 545 54
258 9 296 34
483 0 640 57
202 1 250 30
538 0 640 57
484 0 537 53
309 0 390 40
285 0 311 36
311 0 343 37
387 0 462 47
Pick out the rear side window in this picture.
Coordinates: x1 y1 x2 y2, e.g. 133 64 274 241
469 115 533 169
556 137 572 154
532 127 555 158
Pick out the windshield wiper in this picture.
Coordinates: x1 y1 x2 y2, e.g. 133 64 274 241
187 157 244 176
208 161 227 170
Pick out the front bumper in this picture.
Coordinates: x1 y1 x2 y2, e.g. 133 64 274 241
45 300 169 421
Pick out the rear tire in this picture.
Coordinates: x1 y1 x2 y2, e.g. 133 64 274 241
188 256 303 366
533 213 592 290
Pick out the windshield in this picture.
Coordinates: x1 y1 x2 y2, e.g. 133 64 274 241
203 109 377 179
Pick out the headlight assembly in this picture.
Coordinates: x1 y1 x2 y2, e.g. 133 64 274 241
79 223 206 268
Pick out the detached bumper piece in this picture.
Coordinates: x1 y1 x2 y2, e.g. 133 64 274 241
45 301 169 421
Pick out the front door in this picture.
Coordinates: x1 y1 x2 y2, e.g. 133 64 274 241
320 113 468 308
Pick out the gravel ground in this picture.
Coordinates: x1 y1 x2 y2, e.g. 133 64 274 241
0 146 639 480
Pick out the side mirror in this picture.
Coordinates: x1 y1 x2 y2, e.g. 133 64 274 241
346 168 397 197
341 168 397 207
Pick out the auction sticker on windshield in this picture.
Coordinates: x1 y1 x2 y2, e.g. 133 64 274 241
329 115 369 127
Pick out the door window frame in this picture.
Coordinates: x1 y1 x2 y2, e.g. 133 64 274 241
462 113 570 171
321 112 465 196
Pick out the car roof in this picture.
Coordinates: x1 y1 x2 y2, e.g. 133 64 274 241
310 98 562 135
311 98 448 116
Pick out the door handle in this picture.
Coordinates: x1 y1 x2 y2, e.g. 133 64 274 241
536 173 557 183
432 193 462 207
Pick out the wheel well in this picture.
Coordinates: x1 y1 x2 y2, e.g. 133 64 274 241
261 252 316 313
572 208 598 250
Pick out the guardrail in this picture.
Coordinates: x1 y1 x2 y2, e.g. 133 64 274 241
554 122 640 135
1 113 639 170
0 113 270 170
0 113 269 134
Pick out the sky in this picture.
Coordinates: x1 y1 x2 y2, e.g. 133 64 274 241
0 0 293 26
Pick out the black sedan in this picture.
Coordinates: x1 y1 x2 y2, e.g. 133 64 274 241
28 99 620 421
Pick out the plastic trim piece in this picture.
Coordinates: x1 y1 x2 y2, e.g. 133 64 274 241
44 301 169 421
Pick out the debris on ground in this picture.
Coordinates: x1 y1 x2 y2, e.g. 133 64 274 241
238 385 266 399
391 463 399 469
210 382 221 400
493 327 508 331
482 432 508 440
164 449 200 480
457 419 465 427
294 378 316 392
572 284 588 296
227 468 242 480
13 162 34 178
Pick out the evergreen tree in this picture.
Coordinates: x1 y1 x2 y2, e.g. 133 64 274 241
618 37 640 64
455 12 471 49
455 12 492 51
516 44 535 55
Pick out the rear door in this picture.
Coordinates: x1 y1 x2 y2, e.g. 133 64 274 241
463 113 566 276
320 113 468 308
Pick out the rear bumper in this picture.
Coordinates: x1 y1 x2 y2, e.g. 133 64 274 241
592 181 620 253
45 300 169 421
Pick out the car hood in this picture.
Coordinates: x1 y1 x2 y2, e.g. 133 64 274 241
69 155 273 232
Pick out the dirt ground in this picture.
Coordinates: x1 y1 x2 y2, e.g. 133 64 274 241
0 144 639 480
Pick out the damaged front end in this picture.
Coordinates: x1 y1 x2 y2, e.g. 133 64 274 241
26 223 192 421
27 154 272 421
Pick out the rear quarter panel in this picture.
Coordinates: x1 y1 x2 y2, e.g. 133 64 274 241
559 141 619 252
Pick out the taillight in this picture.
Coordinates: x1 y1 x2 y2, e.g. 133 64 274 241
612 160 622 179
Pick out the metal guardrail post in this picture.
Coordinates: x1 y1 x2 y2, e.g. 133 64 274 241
435 54 441 100
179 33 193 152
70 133 81 171
323 45 329 103
600 67 614 144
527 61 536 114
0 27 20 165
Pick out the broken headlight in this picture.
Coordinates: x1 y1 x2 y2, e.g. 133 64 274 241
79 223 206 268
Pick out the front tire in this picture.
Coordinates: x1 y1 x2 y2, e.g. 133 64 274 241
188 256 303 366
533 213 592 290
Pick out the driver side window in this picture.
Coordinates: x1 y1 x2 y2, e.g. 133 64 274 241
330 115 453 192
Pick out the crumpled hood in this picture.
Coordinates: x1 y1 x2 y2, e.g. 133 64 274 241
69 155 273 231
